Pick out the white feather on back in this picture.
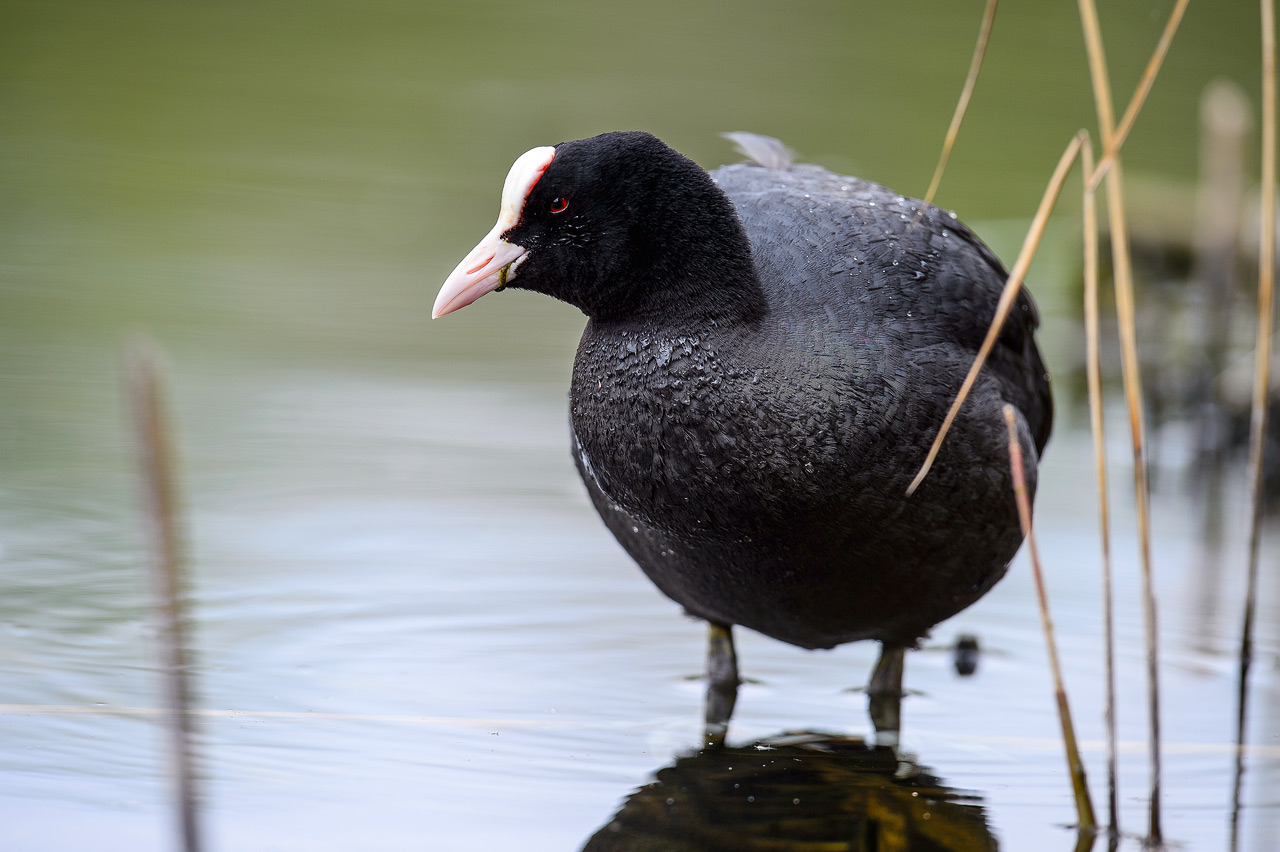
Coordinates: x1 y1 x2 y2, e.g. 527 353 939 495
722 132 794 171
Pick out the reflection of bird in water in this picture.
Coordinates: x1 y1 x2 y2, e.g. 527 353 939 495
435 131 1050 746
580 733 996 852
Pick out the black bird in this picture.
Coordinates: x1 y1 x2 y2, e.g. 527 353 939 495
434 131 1051 745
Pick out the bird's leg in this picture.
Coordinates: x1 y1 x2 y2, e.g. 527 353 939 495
703 622 740 749
868 643 906 748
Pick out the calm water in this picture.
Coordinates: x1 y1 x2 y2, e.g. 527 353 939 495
0 1 1274 850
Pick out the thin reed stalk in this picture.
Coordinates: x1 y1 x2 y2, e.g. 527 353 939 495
1088 0 1192 191
1081 135 1120 835
1003 404 1097 832
124 338 202 852
1232 1 1277 848
921 0 999 206
1073 826 1100 852
908 132 1084 495
1076 0 1164 840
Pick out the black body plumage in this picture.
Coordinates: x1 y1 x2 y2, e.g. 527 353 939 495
484 131 1051 651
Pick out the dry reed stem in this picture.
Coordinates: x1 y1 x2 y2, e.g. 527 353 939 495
1088 0 1192 191
921 0 999 206
1074 826 1101 852
1081 135 1120 835
907 132 1084 495
1076 0 1163 840
124 338 202 852
1233 1 1277 846
1076 0 1116 130
1110 157 1166 846
1003 404 1097 832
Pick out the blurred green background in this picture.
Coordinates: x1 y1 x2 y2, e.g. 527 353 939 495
0 0 1259 367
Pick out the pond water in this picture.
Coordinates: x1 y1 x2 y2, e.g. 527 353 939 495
0 1 1274 850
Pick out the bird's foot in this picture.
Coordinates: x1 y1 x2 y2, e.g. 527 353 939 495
702 622 740 749
867 644 906 748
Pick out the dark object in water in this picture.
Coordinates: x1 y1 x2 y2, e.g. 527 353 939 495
579 732 997 852
954 633 982 676
434 131 1051 742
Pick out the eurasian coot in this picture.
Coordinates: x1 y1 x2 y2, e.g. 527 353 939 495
434 131 1051 744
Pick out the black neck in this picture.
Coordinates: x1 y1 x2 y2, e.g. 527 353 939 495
578 148 768 326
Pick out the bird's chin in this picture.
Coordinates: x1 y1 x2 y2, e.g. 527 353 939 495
432 233 529 318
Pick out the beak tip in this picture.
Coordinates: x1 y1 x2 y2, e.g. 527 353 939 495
431 288 462 319
434 235 528 321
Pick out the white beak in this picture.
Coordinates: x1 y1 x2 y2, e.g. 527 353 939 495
432 227 529 319
432 145 556 319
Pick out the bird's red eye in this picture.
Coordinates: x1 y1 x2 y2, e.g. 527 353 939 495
549 197 569 214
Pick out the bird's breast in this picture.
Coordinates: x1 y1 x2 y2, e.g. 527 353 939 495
569 327 849 541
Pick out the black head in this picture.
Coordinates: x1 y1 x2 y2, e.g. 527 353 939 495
434 131 765 324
